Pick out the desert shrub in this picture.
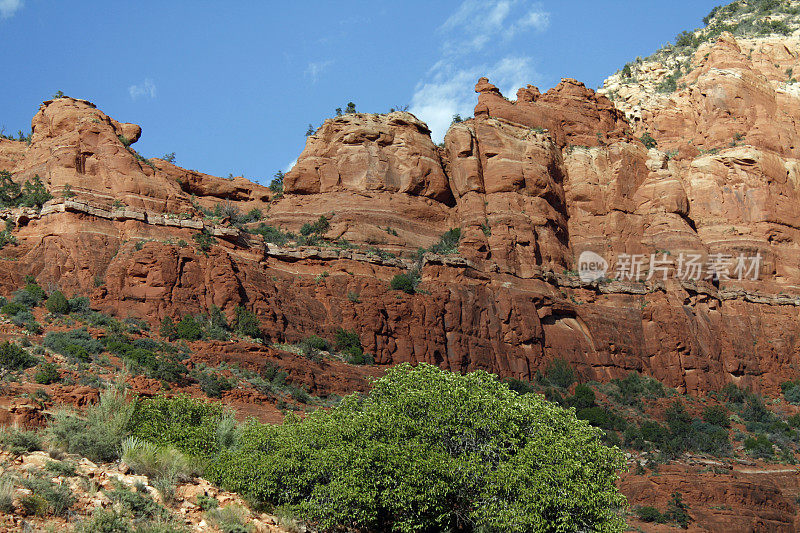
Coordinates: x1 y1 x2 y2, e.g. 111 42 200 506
269 171 284 194
545 359 576 389
159 317 176 340
34 361 61 384
21 474 76 516
19 494 49 517
300 334 329 359
299 215 329 236
0 427 42 454
505 378 536 395
174 315 203 341
121 436 196 483
205 363 627 533
194 370 233 398
635 506 666 523
0 341 36 370
76 507 133 533
334 327 369 364
788 413 800 428
721 382 748 404
68 295 91 313
640 132 658 149
665 492 692 528
429 227 461 255
610 372 665 405
192 231 216 252
741 395 774 425
45 289 70 314
390 270 420 294
47 385 135 462
702 405 730 427
744 434 774 458
251 223 290 245
565 383 596 409
104 480 168 521
196 494 219 511
234 306 260 338
44 459 77 477
19 175 53 208
785 385 800 405
0 475 14 513
15 282 46 306
207 504 250 533
577 406 628 431
128 394 233 460
43 328 103 359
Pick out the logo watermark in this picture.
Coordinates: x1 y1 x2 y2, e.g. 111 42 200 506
576 251 762 282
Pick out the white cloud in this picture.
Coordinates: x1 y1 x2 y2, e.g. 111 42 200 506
410 57 537 142
283 158 297 173
0 0 23 19
439 0 548 55
410 0 548 143
305 60 334 83
128 78 157 100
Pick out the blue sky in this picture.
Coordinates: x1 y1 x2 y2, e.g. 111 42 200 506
0 1 721 184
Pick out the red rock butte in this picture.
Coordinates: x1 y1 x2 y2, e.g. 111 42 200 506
3 32 800 398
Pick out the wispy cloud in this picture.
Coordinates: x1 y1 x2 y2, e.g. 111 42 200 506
284 158 297 173
128 78 157 100
411 0 549 142
0 0 23 19
305 60 334 83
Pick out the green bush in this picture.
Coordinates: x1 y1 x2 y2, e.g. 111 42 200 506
195 370 233 398
702 405 730 427
160 316 176 340
128 394 234 460
34 361 61 384
785 386 800 405
44 328 103 360
21 475 76 516
0 427 42 455
744 434 774 459
300 334 329 358
44 459 77 477
299 215 329 237
0 341 36 370
635 505 666 523
47 385 135 462
76 507 133 533
610 372 665 405
640 132 658 149
390 270 420 294
565 383 596 409
577 406 628 431
45 289 70 314
505 378 537 395
205 363 627 532
192 231 216 252
429 227 461 255
121 436 196 483
250 223 290 245
545 359 576 389
0 475 14 513
104 480 168 521
665 492 692 528
207 504 250 533
175 315 203 341
234 306 260 338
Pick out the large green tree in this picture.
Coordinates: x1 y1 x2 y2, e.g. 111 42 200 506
207 363 627 532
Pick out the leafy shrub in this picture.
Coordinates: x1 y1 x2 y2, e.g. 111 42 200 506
333 327 369 364
47 385 135 462
429 227 461 255
192 231 216 252
545 359 576 389
44 328 103 360
207 504 250 533
390 270 420 294
195 370 233 398
128 394 234 460
121 436 196 483
505 378 536 395
577 406 628 431
196 494 219 511
744 434 774 459
160 316 176 340
251 223 290 245
640 132 658 149
0 475 14 513
0 341 36 370
234 306 260 338
0 427 42 454
21 475 76 516
721 383 748 404
785 385 800 405
610 372 665 405
34 361 61 384
19 175 52 208
636 506 666 523
76 507 133 533
269 171 284 194
175 315 203 341
300 334 329 359
565 383 596 409
104 480 168 521
19 494 49 517
665 491 692 528
299 215 329 236
205 363 627 533
702 405 730 427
